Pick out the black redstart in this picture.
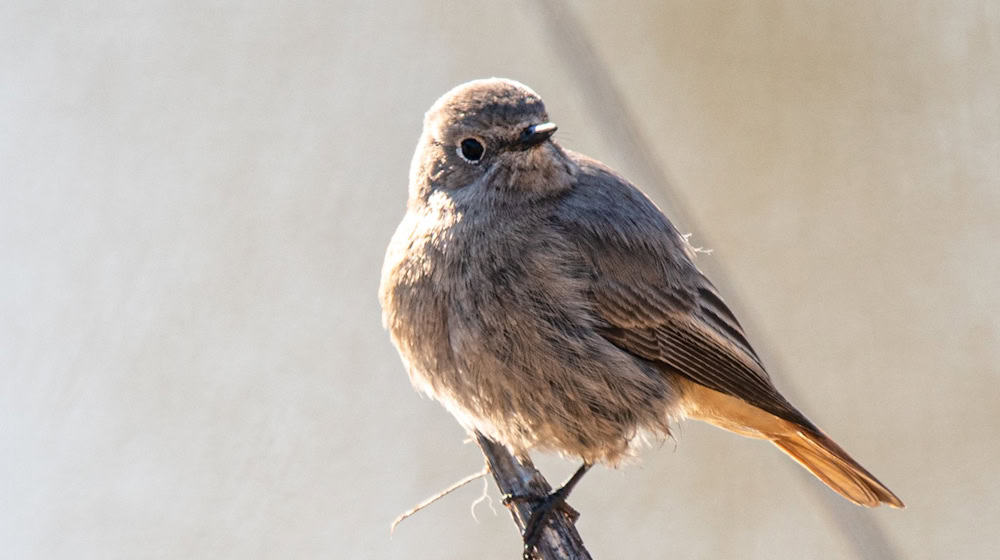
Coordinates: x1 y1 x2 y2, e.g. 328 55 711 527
380 78 902 547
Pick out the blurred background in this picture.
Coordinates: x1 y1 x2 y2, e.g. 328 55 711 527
3 1 998 558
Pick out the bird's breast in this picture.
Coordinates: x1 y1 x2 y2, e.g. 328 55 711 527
380 204 679 462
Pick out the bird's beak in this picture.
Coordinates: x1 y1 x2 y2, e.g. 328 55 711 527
519 122 558 147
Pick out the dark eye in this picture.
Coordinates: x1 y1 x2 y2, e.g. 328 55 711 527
458 138 485 163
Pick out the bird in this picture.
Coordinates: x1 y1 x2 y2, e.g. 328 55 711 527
379 77 903 551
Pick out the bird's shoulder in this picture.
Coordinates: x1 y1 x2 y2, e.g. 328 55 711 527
550 150 702 301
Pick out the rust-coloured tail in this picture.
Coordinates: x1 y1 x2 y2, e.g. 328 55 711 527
679 379 904 508
772 429 904 508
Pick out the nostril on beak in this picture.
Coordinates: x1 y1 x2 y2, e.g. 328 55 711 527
519 122 558 147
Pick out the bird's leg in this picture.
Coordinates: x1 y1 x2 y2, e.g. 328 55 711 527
510 462 591 557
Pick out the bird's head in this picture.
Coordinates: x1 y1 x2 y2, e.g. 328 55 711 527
408 78 575 207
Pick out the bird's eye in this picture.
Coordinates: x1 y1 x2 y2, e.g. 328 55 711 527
458 138 485 163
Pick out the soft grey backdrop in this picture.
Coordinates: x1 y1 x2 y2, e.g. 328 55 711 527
3 2 997 558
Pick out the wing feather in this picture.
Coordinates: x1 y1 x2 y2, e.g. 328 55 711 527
557 152 814 430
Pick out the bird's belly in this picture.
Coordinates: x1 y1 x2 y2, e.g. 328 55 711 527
385 224 679 464
431 271 679 464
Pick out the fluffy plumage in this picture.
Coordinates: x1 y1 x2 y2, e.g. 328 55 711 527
380 78 902 508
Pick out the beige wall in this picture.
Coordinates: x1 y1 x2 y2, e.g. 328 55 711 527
2 2 997 558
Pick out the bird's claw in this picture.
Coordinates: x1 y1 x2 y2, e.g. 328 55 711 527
519 487 579 559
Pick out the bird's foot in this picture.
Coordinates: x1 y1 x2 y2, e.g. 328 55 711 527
502 490 578 519
502 463 592 559
502 488 578 560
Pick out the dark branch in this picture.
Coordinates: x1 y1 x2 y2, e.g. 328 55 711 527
474 431 593 560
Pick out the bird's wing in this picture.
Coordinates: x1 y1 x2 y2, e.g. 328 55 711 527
555 153 813 429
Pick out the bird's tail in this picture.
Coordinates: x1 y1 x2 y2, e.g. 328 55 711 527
771 428 904 508
678 379 904 508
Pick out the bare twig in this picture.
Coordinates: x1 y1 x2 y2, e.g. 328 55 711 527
474 431 592 560
390 467 489 534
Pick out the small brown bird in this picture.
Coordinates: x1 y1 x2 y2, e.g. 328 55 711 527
380 78 902 546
